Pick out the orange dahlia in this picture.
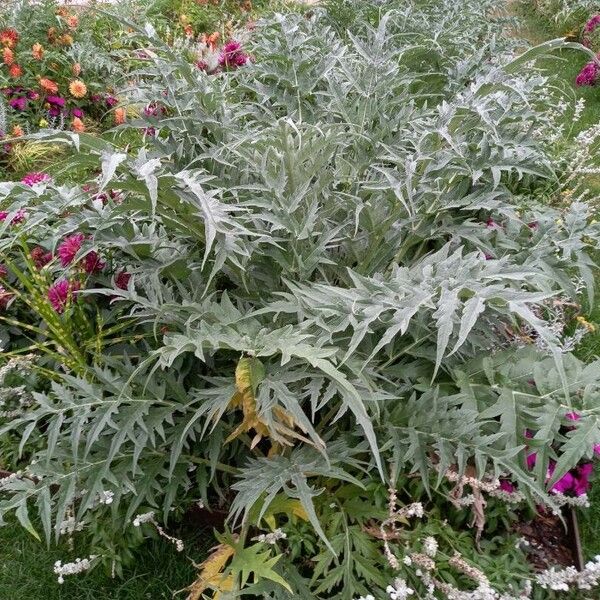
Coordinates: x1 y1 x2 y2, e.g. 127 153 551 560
32 43 44 60
71 117 85 133
9 63 22 78
2 47 14 66
39 77 59 93
69 80 87 98
66 15 79 29
114 107 126 125
0 28 19 49
12 125 23 137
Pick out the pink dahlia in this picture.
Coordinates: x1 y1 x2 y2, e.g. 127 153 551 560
21 172 51 186
57 233 85 267
83 251 105 274
48 279 80 313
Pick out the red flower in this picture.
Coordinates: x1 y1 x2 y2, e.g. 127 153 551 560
83 251 105 274
0 29 19 49
31 246 53 269
115 271 131 290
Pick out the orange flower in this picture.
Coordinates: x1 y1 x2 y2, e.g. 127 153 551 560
39 77 59 93
71 117 85 133
12 125 23 137
59 34 73 46
47 27 57 43
0 28 19 49
32 43 44 60
8 63 22 78
66 15 79 29
201 31 220 50
114 107 126 125
184 24 194 37
2 47 14 66
56 7 69 17
72 62 81 76
69 80 87 98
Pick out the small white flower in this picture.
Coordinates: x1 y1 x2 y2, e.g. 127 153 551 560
423 536 438 558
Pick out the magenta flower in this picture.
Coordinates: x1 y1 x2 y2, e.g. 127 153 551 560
57 233 85 267
8 97 26 111
499 479 515 493
0 264 7 278
48 279 80 313
218 40 249 69
0 209 26 224
574 463 594 496
71 108 84 118
27 90 39 101
21 172 51 186
576 62 599 87
585 15 600 33
46 95 65 107
115 271 131 290
83 251 105 274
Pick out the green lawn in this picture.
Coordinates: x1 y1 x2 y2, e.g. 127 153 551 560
0 522 210 599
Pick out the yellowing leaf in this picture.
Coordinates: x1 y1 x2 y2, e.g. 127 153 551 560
186 542 235 600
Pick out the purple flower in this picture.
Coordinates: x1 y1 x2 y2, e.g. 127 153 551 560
27 90 39 100
46 95 66 107
8 96 26 111
48 279 80 313
105 96 118 108
499 480 515 493
71 107 84 118
21 172 51 186
576 62 599 87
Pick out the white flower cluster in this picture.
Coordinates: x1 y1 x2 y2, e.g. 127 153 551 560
422 536 438 558
551 491 591 508
252 528 287 545
386 578 414 600
59 516 84 536
97 490 114 505
536 556 600 592
132 511 155 527
355 596 375 600
444 470 499 493
53 555 96 584
488 488 525 504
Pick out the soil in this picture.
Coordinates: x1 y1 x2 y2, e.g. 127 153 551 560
515 508 582 570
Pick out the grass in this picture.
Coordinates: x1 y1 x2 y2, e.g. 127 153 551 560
0 520 211 599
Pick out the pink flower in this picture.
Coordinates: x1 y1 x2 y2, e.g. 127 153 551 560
566 412 580 421
0 208 26 224
21 172 51 186
551 471 576 494
115 271 131 290
47 279 80 313
526 451 537 469
83 251 105 274
585 15 600 33
57 233 85 267
576 62 599 87
499 479 515 493
218 40 249 69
